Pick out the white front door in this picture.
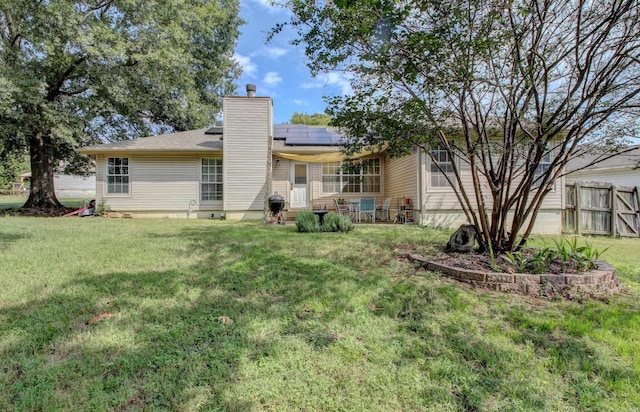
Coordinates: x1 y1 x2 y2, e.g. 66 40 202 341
290 163 308 208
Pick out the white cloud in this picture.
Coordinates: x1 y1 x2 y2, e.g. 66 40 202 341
263 71 283 86
233 53 257 78
302 72 353 95
262 46 288 59
243 0 288 15
293 99 309 106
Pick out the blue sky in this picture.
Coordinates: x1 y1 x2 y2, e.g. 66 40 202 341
232 0 350 124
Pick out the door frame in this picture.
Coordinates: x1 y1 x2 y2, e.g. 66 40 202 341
290 162 309 209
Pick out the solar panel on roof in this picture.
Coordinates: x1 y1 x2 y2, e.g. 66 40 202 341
274 125 309 132
285 131 311 139
205 126 223 135
273 124 345 145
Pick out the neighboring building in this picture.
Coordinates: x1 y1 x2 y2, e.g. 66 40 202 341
54 174 96 198
565 145 640 187
17 172 95 198
77 85 564 234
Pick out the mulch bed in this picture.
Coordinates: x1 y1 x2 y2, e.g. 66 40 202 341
0 207 77 217
405 246 587 276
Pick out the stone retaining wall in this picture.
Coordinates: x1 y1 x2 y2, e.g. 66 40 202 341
409 254 620 296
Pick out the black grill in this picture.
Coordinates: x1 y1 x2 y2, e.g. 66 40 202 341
268 194 285 214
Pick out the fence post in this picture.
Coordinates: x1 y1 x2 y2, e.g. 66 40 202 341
611 184 617 238
636 186 640 238
575 182 581 235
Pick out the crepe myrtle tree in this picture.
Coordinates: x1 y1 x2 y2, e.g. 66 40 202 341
278 0 640 253
0 0 242 209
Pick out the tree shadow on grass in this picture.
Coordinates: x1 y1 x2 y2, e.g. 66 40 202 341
0 231 30 250
370 276 640 411
1 225 386 410
504 304 640 408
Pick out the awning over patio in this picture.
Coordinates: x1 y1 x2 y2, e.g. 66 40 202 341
274 145 386 163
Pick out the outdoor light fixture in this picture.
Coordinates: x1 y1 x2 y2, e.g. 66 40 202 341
276 159 280 167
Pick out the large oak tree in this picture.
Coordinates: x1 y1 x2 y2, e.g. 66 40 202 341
280 0 640 253
1 0 242 209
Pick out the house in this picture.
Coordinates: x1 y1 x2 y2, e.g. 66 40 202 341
77 85 564 234
566 145 640 187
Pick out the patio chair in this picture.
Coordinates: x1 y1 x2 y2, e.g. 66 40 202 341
377 197 392 222
350 198 360 221
358 197 376 223
333 198 351 219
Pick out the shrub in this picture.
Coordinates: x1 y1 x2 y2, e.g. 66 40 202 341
321 213 353 233
295 211 354 233
295 211 320 233
95 199 111 215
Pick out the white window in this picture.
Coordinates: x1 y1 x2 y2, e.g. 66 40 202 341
322 159 381 194
201 158 222 201
533 150 553 188
106 157 129 194
429 145 455 189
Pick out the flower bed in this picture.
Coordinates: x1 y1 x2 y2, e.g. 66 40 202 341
408 253 620 298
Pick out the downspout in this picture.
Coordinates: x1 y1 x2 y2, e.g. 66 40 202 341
264 138 273 225
263 98 274 225
417 149 425 225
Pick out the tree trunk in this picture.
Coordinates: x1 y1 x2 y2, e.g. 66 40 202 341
23 131 63 209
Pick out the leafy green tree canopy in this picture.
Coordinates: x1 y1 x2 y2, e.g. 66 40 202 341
290 112 331 126
280 0 640 252
0 149 27 192
0 0 242 208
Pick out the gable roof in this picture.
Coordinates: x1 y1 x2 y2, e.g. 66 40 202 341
77 124 348 155
77 128 223 154
566 145 640 173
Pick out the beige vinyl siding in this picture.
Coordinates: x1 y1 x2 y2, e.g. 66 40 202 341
420 210 562 234
422 151 563 211
272 156 290 206
95 153 222 212
419 149 563 233
384 154 418 203
223 97 272 211
310 162 322 204
96 154 106 200
423 151 470 210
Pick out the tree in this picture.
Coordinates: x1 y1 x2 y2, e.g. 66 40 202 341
281 0 640 253
290 111 331 126
0 0 242 209
0 150 27 192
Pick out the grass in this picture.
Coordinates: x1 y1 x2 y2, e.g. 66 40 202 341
1 216 639 411
0 196 87 210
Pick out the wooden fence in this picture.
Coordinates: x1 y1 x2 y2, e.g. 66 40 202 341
564 183 640 237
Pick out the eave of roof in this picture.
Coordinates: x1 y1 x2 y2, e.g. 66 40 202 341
75 124 381 156
77 128 223 154
272 139 342 154
565 146 640 172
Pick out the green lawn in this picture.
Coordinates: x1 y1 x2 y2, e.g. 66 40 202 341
0 196 87 210
1 217 639 411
